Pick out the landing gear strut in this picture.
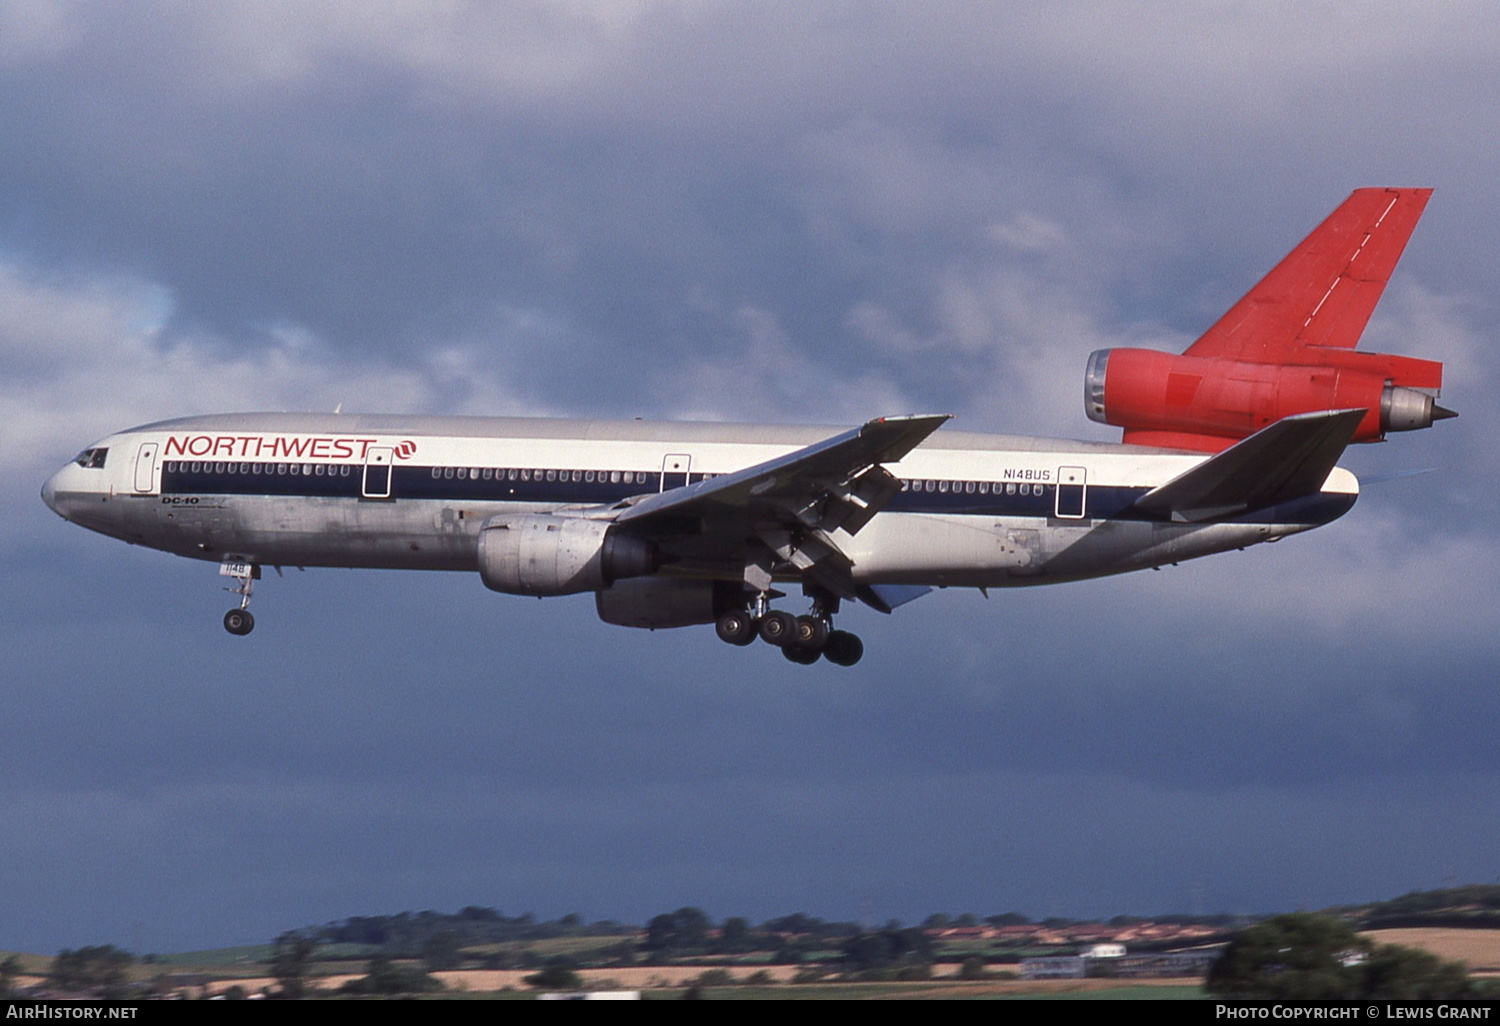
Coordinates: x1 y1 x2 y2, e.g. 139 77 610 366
220 561 260 636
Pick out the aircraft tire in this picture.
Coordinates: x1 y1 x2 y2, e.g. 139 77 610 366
715 610 757 646
223 609 255 636
822 630 863 667
794 615 829 650
758 610 797 647
782 645 821 665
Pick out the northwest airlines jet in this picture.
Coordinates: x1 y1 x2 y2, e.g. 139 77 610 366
42 189 1453 666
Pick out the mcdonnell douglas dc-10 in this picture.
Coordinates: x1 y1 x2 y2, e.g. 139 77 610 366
42 189 1454 666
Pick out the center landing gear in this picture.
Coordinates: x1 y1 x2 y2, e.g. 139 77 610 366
712 590 864 667
220 560 260 636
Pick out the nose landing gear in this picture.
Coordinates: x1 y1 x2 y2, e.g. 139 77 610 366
223 608 255 636
220 560 260 636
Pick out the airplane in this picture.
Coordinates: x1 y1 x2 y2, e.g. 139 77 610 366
41 188 1454 666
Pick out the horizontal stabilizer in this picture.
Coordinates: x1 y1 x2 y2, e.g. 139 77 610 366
1131 409 1365 523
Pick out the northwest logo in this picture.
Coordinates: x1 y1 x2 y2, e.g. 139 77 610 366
393 440 418 460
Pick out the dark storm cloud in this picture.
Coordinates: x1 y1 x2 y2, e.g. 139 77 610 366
3 2 1500 952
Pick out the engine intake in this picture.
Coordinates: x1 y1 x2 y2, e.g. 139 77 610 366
478 514 657 596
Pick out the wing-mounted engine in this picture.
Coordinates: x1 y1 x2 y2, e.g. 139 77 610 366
478 514 657 596
1083 188 1454 453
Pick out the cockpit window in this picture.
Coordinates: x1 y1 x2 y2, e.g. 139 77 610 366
74 448 109 469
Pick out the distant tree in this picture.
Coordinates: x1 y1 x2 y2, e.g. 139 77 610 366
339 955 444 996
458 905 500 922
716 917 753 952
1360 943 1475 1000
644 907 711 952
922 913 951 929
0 954 24 997
1207 913 1475 1000
762 913 822 936
958 956 988 980
420 930 463 971
985 912 1031 928
842 927 935 978
524 963 583 990
48 946 134 997
269 931 317 999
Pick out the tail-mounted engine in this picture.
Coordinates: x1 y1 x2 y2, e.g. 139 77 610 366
478 514 657 596
1085 347 1453 452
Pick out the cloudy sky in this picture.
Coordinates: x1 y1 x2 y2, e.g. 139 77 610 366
3 1 1498 953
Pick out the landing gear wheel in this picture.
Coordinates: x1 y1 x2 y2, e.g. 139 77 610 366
223 608 255 636
758 610 797 647
783 645 821 665
715 610 758 646
822 630 863 667
793 615 829 650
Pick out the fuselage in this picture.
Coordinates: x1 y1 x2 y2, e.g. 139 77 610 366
41 412 1359 590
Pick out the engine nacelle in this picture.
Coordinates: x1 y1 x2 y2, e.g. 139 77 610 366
1084 348 1448 451
478 514 657 597
594 577 741 630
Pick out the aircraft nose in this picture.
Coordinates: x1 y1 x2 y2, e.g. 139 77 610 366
41 468 62 516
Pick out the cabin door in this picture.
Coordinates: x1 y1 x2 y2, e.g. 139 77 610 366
1055 466 1086 519
133 442 159 494
660 453 691 492
363 447 394 498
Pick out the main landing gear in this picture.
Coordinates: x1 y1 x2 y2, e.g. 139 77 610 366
220 561 259 636
713 593 864 667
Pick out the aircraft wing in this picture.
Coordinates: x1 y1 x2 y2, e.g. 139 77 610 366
1130 409 1364 523
1185 188 1430 361
612 414 950 604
